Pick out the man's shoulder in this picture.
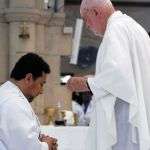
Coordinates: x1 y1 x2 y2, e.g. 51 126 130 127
0 91 22 109
0 82 34 121
0 81 16 97
105 15 133 39
108 11 138 31
108 17 128 29
0 81 24 109
0 90 32 119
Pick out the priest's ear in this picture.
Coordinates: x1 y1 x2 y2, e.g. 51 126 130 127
24 73 34 85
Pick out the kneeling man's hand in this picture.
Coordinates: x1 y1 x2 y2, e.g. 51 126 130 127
40 134 58 150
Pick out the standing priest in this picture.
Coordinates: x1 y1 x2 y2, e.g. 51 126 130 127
67 0 150 149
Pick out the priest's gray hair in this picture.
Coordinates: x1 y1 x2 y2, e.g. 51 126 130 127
80 0 112 12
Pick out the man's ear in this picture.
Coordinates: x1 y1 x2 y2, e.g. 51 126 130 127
24 73 33 85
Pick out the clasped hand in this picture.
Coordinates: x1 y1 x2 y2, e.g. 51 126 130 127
39 134 58 150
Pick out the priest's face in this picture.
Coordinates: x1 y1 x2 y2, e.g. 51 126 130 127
81 8 106 37
25 72 47 102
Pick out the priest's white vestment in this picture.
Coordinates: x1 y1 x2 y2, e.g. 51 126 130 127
0 81 48 150
87 11 150 150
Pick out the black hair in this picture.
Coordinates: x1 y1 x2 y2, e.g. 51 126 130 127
10 52 50 80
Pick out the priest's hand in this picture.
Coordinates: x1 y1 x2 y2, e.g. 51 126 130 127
66 76 90 92
40 134 58 150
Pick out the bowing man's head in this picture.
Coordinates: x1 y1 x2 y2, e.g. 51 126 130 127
80 0 115 37
10 52 50 102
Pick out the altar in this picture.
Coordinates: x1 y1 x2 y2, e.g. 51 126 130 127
41 126 90 150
